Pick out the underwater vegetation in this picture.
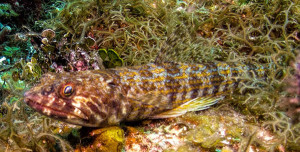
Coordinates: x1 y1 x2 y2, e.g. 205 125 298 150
0 3 18 18
0 0 299 151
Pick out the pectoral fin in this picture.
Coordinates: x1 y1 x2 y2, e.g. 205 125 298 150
151 96 224 119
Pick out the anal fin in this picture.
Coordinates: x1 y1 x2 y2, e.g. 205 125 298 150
150 96 224 119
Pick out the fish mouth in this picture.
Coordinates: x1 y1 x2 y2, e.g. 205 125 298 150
24 92 88 122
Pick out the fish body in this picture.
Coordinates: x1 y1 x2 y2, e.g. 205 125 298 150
24 62 266 127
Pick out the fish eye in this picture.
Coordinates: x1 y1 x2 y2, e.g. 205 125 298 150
63 85 73 96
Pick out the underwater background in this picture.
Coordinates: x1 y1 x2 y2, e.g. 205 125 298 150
0 0 299 151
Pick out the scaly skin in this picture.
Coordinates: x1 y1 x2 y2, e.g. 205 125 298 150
24 62 266 127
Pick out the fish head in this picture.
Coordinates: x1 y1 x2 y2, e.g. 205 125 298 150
24 71 116 127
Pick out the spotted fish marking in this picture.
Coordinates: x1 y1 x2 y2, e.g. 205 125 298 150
24 62 267 127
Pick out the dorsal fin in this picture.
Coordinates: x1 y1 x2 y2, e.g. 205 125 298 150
155 26 189 64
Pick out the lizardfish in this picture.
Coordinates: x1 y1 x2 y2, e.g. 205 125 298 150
24 62 267 127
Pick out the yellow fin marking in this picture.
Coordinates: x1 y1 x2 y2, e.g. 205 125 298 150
151 96 224 119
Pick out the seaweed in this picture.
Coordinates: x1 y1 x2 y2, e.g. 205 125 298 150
263 112 300 143
0 97 74 151
0 3 18 18
99 48 124 68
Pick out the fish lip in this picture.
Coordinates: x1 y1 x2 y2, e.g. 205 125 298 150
24 93 88 121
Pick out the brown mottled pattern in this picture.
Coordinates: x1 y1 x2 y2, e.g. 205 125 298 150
24 62 268 127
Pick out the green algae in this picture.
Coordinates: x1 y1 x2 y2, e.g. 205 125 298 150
0 98 74 151
2 46 20 58
100 48 124 68
0 3 18 18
